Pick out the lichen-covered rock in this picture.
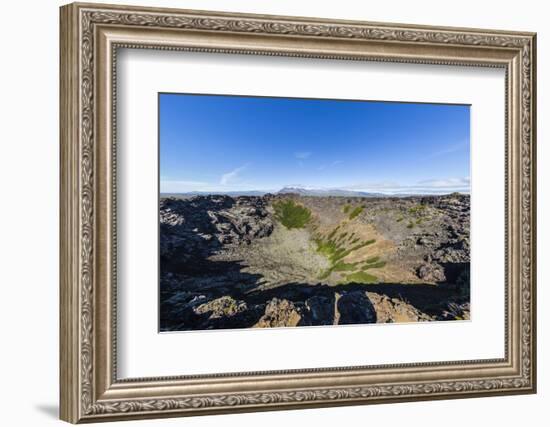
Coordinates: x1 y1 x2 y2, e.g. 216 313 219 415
366 291 432 323
254 298 302 328
194 296 247 319
416 263 446 283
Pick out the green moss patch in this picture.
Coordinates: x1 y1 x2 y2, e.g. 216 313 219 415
332 261 359 272
362 261 386 270
349 205 365 220
273 200 312 229
408 205 426 215
339 271 378 284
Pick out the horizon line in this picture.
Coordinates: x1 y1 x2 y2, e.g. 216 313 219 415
160 190 471 196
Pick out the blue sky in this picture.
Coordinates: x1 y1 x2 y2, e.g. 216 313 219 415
159 93 470 195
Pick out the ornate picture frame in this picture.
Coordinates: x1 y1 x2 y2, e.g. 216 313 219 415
60 2 536 423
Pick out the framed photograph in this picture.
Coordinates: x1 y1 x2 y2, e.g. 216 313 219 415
60 2 537 423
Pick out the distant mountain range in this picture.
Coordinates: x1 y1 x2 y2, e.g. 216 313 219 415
276 187 387 197
162 186 392 198
162 190 267 197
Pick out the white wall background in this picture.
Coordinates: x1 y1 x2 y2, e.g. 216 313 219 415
0 1 545 426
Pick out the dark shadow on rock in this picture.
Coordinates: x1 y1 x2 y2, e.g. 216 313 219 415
161 273 469 331
333 283 461 317
300 294 336 326
160 196 270 330
337 291 377 324
160 197 235 275
441 262 469 284
245 281 461 318
159 259 266 331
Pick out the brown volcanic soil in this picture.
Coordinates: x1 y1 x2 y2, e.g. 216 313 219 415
159 193 470 331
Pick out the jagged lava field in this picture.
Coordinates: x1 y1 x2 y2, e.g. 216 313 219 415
160 193 470 331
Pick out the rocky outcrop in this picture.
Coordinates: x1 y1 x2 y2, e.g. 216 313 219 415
161 195 273 245
366 292 432 323
335 291 377 324
416 263 446 283
438 302 471 321
304 295 334 326
194 296 247 319
160 195 274 274
413 194 470 283
254 298 302 328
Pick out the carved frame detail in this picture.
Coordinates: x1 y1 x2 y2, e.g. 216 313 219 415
60 2 536 423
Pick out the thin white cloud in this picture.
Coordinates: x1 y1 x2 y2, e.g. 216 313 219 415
161 180 208 186
417 177 470 188
318 160 342 171
160 180 211 193
345 181 400 190
427 141 469 159
294 151 312 160
343 177 470 195
161 179 274 194
220 164 247 186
